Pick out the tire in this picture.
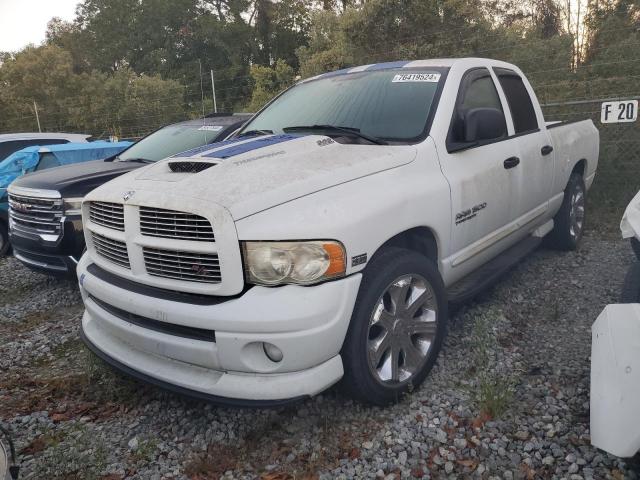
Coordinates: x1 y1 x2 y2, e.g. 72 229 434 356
341 247 448 405
0 223 9 257
628 453 640 474
546 173 586 250
621 262 640 303
631 238 640 261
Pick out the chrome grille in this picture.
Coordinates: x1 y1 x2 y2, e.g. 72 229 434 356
143 247 221 283
92 232 130 268
8 194 63 239
139 207 214 241
89 201 124 231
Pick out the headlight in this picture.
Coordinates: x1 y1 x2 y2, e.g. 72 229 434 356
63 197 84 215
242 241 346 286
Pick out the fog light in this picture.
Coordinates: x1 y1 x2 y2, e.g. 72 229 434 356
263 342 283 362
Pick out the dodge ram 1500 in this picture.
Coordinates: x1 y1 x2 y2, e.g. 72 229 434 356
76 58 599 406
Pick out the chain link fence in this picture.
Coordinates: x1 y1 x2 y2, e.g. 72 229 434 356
541 97 640 231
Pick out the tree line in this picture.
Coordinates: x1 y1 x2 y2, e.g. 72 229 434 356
0 0 637 137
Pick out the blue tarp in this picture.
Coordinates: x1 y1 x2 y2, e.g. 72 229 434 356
0 141 132 191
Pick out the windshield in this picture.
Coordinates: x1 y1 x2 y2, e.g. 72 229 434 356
241 68 445 143
117 123 226 162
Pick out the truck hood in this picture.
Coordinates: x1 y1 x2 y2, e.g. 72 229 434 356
97 134 418 219
11 159 141 197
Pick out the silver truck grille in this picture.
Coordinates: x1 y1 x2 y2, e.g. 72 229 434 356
143 247 221 283
89 201 124 231
92 232 130 268
8 194 63 238
139 207 214 241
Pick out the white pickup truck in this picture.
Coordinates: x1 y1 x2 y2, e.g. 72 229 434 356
77 58 599 406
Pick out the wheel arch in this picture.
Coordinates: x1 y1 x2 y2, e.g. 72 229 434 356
572 158 587 177
373 226 440 264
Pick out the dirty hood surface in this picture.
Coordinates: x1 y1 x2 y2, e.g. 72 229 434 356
102 134 417 219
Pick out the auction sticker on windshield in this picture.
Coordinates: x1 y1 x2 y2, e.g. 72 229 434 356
198 125 224 131
392 73 441 83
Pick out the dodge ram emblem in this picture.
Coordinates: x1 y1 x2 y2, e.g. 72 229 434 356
191 264 208 276
123 190 135 201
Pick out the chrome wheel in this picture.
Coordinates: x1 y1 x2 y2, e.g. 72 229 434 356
569 186 585 239
367 274 438 384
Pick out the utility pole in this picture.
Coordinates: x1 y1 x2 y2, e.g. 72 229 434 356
33 100 41 132
210 70 217 113
198 59 205 120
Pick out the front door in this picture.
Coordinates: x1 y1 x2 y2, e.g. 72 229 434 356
437 67 520 276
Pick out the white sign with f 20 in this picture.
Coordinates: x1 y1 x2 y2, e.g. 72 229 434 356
601 100 638 124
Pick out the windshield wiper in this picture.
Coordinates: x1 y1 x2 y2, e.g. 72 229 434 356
237 129 273 138
283 125 387 145
120 157 154 163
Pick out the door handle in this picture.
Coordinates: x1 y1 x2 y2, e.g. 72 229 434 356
541 145 554 156
503 156 520 169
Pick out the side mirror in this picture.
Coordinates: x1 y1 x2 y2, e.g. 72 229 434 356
464 108 506 143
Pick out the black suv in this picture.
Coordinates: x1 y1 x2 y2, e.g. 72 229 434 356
8 114 250 275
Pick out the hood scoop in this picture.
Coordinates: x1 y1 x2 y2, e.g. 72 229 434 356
168 161 218 173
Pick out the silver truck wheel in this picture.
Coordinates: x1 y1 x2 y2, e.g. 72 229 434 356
569 185 585 240
341 247 447 405
546 173 586 251
367 274 437 384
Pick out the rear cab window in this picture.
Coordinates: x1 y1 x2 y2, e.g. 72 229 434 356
493 68 539 134
35 153 61 171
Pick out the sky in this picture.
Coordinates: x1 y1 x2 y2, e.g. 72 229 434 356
0 0 79 52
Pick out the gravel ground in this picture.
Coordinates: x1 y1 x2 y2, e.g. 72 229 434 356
0 230 637 480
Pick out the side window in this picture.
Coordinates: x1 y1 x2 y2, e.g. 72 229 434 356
35 153 60 171
494 68 538 134
35 139 69 146
448 68 506 146
0 139 69 162
0 141 26 162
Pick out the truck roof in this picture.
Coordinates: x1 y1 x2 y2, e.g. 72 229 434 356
0 132 90 142
301 57 521 83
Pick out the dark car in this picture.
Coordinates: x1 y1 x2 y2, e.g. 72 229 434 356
8 114 251 275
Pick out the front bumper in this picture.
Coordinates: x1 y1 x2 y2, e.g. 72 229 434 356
77 254 362 403
9 214 84 275
13 247 78 275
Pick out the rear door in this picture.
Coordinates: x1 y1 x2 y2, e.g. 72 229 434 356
493 68 554 223
437 67 520 266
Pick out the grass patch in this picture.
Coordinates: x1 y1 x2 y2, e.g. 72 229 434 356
49 337 85 361
0 345 149 420
30 423 108 480
465 308 517 419
20 427 66 456
129 437 158 464
184 411 376 479
81 345 150 404
0 284 32 307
